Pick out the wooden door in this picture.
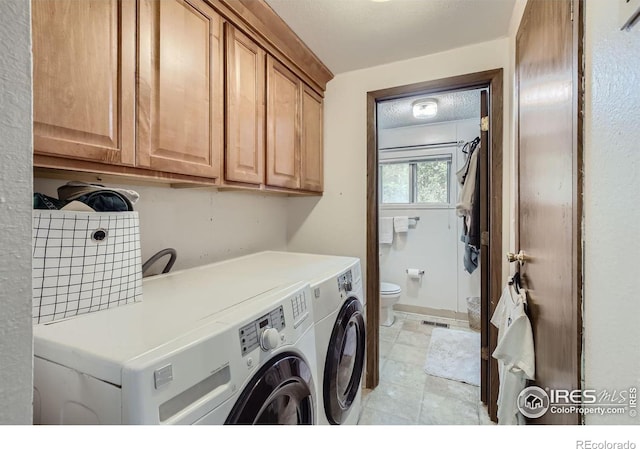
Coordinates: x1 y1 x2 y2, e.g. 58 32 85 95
266 55 301 189
225 24 266 185
300 85 324 192
32 0 135 166
516 0 582 424
138 0 223 179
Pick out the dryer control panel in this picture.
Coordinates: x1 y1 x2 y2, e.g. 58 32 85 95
239 306 285 356
337 269 353 292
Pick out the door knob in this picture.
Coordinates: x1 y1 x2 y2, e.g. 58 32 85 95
506 250 527 265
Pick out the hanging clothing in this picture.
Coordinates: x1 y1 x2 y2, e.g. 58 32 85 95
468 151 481 249
456 144 479 219
457 137 481 273
461 233 479 273
490 284 535 425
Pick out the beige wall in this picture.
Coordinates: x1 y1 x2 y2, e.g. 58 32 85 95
287 37 514 293
583 0 640 424
0 0 33 424
34 178 289 274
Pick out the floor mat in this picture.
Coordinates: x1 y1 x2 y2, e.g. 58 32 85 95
423 327 480 386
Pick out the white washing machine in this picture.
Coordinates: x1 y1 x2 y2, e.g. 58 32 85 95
223 251 366 425
33 260 319 424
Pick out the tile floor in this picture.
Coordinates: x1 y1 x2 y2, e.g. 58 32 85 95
358 311 494 425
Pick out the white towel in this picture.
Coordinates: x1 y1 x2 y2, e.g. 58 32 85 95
379 217 393 244
394 216 409 233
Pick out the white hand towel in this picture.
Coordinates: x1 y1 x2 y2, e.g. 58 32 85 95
394 216 409 233
379 217 394 244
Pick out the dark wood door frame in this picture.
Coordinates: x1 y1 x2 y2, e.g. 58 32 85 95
366 69 504 421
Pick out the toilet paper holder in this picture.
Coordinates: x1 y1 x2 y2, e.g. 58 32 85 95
406 269 425 275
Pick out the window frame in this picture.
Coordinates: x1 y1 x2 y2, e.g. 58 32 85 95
378 150 454 210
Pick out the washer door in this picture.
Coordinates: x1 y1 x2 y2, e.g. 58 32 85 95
323 296 366 424
225 352 315 425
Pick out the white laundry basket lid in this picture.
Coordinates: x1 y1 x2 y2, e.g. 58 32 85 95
380 282 401 295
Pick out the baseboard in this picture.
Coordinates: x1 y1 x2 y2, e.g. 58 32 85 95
394 303 468 322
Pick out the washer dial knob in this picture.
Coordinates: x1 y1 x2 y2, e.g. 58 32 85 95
260 327 280 351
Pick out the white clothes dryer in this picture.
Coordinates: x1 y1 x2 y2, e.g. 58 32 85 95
224 251 366 425
34 260 319 424
312 260 365 425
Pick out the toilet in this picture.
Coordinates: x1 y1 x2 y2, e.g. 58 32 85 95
380 282 402 327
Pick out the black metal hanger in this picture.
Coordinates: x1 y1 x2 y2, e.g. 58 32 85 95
462 136 481 155
509 271 521 295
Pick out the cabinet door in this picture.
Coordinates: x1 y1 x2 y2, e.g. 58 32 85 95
300 85 323 192
266 56 301 189
138 0 223 179
32 0 135 165
225 25 266 185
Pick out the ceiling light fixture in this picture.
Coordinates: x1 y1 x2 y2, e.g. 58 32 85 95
412 99 438 119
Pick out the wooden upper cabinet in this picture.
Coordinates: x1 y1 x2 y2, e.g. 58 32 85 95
225 25 266 185
32 0 136 166
300 85 323 192
266 56 301 190
137 0 224 179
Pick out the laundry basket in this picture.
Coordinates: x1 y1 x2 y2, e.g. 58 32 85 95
466 296 481 331
32 210 143 324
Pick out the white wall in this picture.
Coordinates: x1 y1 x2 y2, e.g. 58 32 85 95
34 178 289 273
0 0 33 424
287 37 513 296
378 119 481 316
583 0 640 425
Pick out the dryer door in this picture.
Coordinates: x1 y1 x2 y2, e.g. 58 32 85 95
323 296 366 424
225 352 315 425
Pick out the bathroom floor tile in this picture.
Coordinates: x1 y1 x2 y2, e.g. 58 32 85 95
423 375 479 408
396 329 431 348
360 312 490 426
387 343 428 366
419 390 479 425
389 316 405 329
380 359 429 390
379 325 401 342
401 320 435 335
402 312 425 322
358 406 415 425
379 339 394 358
365 382 422 422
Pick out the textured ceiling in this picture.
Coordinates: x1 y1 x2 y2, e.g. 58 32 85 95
377 89 482 129
264 0 517 74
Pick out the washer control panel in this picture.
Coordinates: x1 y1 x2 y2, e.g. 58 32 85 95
239 306 285 356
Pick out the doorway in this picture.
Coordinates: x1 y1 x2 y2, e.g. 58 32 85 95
365 69 504 421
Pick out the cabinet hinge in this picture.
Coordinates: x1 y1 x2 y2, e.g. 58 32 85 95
480 116 489 132
481 347 489 361
480 231 489 246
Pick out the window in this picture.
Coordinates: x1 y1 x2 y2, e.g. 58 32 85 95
380 156 451 205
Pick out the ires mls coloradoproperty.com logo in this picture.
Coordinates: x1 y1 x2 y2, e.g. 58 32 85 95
517 386 638 418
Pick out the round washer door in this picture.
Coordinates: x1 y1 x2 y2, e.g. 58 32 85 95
323 296 366 424
225 352 315 425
